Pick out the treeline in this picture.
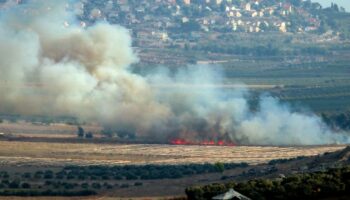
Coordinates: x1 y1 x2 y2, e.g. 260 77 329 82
0 162 248 196
0 177 139 193
0 189 96 197
322 112 350 130
62 163 248 181
318 7 350 39
193 44 329 56
268 156 306 165
186 166 350 200
1 163 248 187
195 44 280 56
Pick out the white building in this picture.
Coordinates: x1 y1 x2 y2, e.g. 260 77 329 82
212 189 251 200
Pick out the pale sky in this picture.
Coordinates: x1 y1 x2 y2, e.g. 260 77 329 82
314 0 350 11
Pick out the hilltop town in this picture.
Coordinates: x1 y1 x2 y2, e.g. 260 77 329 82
80 0 324 34
1 0 349 66
78 0 350 65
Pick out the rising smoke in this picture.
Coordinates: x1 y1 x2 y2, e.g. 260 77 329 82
0 0 348 145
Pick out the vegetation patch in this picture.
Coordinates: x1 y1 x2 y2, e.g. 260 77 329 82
186 166 350 200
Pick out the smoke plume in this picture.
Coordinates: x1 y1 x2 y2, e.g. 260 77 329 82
0 0 348 145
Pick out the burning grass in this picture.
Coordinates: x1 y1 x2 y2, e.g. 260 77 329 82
0 123 347 166
170 138 235 146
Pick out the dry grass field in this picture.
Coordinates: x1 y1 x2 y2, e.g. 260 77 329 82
0 122 101 135
0 122 346 166
0 140 345 167
0 122 348 200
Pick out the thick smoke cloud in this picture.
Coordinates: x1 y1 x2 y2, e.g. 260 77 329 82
0 0 170 134
0 0 348 145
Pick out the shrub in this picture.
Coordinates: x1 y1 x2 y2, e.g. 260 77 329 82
120 184 129 188
55 174 64 179
21 183 31 189
91 182 101 189
81 183 89 189
8 180 20 189
134 182 143 186
63 183 75 190
77 126 85 138
22 172 31 179
186 167 350 200
67 174 75 180
214 162 225 173
44 173 53 179
103 182 113 189
2 173 9 179
85 132 94 139
78 174 86 180
114 175 123 180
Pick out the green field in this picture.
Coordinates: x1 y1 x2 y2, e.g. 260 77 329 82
219 53 350 113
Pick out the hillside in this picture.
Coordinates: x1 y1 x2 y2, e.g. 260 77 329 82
186 146 350 200
1 0 350 66
74 0 350 35
76 0 350 66
1 1 350 117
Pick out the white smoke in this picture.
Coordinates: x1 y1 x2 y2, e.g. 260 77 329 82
146 67 349 145
0 0 170 133
0 0 348 145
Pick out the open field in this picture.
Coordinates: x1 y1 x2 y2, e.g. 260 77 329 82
0 122 101 135
0 121 348 199
219 57 350 113
0 122 346 166
0 142 348 199
0 140 345 167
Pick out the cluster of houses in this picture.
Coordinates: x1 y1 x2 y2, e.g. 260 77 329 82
1 0 322 48
29 0 317 34
223 1 293 33
4 0 322 33
73 0 321 41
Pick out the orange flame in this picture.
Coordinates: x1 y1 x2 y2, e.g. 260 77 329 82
170 138 235 146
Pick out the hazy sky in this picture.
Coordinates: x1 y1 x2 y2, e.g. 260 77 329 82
314 0 350 11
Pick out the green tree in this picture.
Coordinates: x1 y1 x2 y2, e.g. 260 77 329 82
9 180 20 189
81 182 89 189
77 126 85 138
85 132 94 139
214 162 225 173
180 20 201 32
21 182 31 189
